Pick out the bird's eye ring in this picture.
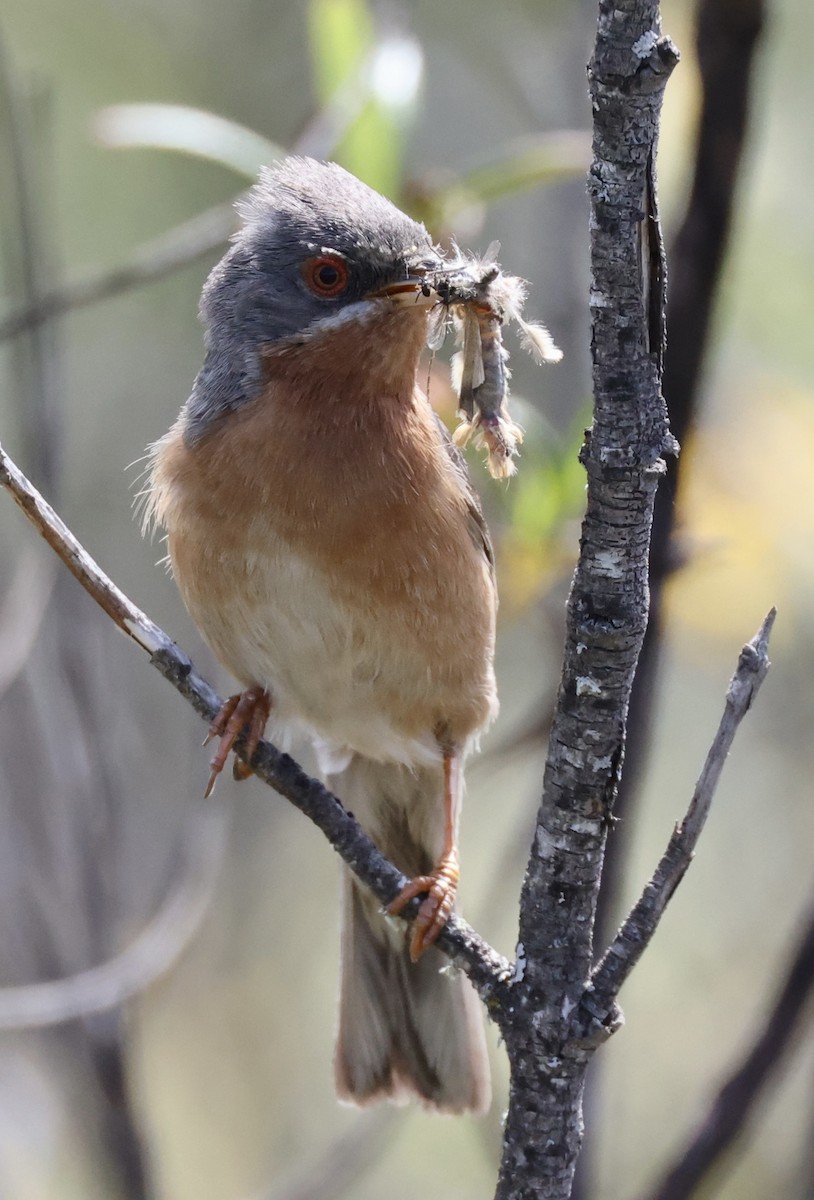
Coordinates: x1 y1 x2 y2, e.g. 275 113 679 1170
303 255 350 298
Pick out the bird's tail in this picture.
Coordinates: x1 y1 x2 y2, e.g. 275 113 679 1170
328 754 490 1115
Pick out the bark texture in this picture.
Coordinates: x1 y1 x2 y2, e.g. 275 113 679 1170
493 6 678 1197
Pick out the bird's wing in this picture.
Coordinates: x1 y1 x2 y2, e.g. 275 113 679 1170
433 412 496 585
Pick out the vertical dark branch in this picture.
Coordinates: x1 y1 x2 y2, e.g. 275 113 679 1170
593 0 769 947
652 0 767 612
802 1084 814 1200
86 1023 152 1200
664 0 767 434
575 12 769 1194
493 6 678 1197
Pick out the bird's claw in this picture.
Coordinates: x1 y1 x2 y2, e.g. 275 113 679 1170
204 686 271 797
387 853 460 961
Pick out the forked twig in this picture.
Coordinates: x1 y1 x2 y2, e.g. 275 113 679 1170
591 609 775 1006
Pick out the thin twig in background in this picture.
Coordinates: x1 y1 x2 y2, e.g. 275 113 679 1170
0 36 62 490
0 198 239 344
0 801 228 1028
0 41 155 1200
638 890 814 1200
664 0 768 435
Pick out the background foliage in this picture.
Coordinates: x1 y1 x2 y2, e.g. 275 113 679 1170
0 1 812 1198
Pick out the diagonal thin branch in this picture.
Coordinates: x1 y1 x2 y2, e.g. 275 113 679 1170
0 439 512 1007
0 198 239 343
638 889 814 1200
0 49 417 347
590 609 775 1007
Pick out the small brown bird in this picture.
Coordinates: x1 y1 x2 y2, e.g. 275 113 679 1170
147 158 497 1114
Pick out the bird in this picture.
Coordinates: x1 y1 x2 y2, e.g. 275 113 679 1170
146 157 497 1115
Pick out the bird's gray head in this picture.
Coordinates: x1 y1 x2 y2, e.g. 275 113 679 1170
183 157 441 441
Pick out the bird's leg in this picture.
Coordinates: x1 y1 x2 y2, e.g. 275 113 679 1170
387 746 461 961
231 693 272 783
203 686 271 798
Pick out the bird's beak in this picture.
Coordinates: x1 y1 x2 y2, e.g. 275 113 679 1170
368 256 444 308
372 280 436 307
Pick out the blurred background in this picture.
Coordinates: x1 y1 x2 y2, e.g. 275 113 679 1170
0 1 812 1198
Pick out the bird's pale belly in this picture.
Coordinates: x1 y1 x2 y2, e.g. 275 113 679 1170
170 525 497 770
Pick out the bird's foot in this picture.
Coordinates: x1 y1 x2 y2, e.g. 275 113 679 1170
203 686 271 797
387 851 460 961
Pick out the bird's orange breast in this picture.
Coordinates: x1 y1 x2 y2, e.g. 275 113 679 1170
150 320 497 761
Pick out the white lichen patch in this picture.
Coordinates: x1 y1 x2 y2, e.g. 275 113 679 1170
594 549 625 578
576 675 602 697
632 30 658 57
512 943 527 983
569 816 600 835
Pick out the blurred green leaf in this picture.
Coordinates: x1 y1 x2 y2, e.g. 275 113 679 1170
457 132 590 199
414 131 591 228
306 0 422 196
94 104 285 178
308 0 372 100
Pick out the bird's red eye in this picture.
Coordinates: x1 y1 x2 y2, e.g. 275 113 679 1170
303 255 350 297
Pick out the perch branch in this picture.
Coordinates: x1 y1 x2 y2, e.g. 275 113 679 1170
590 609 775 1006
0 440 512 1007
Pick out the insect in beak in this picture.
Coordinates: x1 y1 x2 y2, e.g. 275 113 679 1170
370 254 447 306
370 277 440 307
